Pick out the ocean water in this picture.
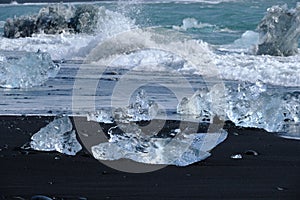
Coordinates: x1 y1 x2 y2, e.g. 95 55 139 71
0 0 299 140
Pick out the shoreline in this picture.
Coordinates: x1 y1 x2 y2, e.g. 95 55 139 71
0 115 299 199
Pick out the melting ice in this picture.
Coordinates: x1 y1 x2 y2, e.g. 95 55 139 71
30 116 82 155
87 90 158 123
92 123 228 166
89 90 228 166
178 80 300 139
0 51 59 88
256 4 300 56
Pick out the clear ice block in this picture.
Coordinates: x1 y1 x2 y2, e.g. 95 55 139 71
30 116 82 155
91 122 227 166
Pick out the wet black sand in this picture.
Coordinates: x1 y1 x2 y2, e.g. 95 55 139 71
0 116 300 199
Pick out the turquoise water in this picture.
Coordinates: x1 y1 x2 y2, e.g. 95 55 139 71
1 0 299 44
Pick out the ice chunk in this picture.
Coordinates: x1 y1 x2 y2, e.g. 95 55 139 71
177 84 227 123
87 90 158 123
91 123 227 166
87 110 114 124
3 4 100 38
227 81 299 133
113 90 158 122
0 51 59 88
30 116 82 156
125 90 159 122
177 89 214 123
256 4 300 56
177 80 300 136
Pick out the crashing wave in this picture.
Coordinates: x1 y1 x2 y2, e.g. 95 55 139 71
172 18 215 31
0 50 59 88
0 5 135 60
92 122 228 166
178 80 300 138
4 4 100 38
256 4 300 56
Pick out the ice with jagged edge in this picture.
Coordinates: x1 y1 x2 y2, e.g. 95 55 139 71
0 51 59 88
124 89 159 122
177 80 300 139
91 123 228 166
256 3 300 56
87 110 114 124
87 90 158 123
30 116 82 155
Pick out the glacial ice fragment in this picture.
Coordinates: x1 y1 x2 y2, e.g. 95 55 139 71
30 116 82 156
227 81 299 133
4 4 100 38
177 89 214 123
0 51 59 88
87 110 114 124
125 90 159 122
87 90 158 123
91 123 227 166
177 84 227 123
256 4 300 56
177 80 300 136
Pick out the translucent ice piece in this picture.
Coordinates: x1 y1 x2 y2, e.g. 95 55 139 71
0 51 59 88
177 84 227 123
91 123 228 166
125 90 159 122
87 110 114 123
177 89 214 123
227 81 299 133
177 80 300 136
30 116 82 156
88 90 158 123
256 4 300 56
3 4 100 38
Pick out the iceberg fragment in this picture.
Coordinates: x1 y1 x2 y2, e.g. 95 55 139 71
0 51 59 88
177 80 300 136
87 110 114 124
87 90 158 123
4 4 100 38
91 122 227 166
125 90 159 122
177 89 214 123
30 116 82 156
256 4 300 56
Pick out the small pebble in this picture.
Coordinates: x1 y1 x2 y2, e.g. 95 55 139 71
31 195 52 200
12 197 26 200
277 186 285 191
54 155 61 160
230 154 243 159
102 171 108 175
244 150 259 156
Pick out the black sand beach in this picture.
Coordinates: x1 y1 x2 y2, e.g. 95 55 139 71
0 116 299 199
